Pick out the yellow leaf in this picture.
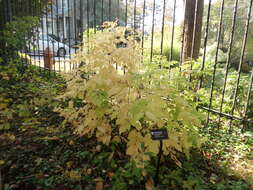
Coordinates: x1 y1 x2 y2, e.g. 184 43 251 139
0 103 7 109
117 118 131 134
66 161 73 169
41 136 60 141
0 160 5 166
130 120 142 131
8 134 16 141
145 111 157 122
108 86 122 96
65 170 81 180
96 123 112 145
69 170 81 180
111 136 121 143
126 144 139 156
171 154 182 168
143 134 159 154
127 130 139 141
69 140 75 145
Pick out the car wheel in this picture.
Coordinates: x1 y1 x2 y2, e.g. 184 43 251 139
57 48 66 57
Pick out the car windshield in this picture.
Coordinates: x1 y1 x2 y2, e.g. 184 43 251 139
39 35 54 41
48 34 60 42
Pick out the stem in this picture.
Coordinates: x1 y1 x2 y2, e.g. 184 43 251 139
154 140 163 186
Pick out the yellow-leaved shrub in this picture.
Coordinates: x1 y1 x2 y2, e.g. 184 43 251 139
56 22 203 167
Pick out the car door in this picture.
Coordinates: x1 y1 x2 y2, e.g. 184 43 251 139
48 36 57 55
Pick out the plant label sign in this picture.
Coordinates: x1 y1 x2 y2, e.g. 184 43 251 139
151 129 168 140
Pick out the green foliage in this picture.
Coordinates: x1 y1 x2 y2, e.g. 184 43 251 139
203 0 253 63
0 16 40 75
146 26 182 62
0 63 65 132
57 23 203 171
0 16 39 53
167 57 253 128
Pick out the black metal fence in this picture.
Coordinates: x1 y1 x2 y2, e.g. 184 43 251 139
1 0 253 130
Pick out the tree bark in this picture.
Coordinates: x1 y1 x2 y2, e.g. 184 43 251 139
182 0 204 63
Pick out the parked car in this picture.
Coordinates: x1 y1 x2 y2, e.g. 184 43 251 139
29 34 73 57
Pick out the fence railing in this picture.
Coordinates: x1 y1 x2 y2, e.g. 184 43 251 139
1 0 253 130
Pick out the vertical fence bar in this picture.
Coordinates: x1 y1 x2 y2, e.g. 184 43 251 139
10 0 14 21
218 0 239 126
117 0 120 22
198 0 212 89
80 0 83 34
0 0 5 38
141 0 146 57
7 0 12 21
61 0 66 72
24 0 29 65
39 0 46 71
50 0 56 74
133 0 137 31
10 0 18 64
1 0 5 28
179 1 186 67
169 0 176 61
190 0 199 60
31 0 37 69
46 0 51 73
21 0 25 20
74 0 78 69
150 0 156 62
29 0 33 65
79 0 83 34
20 0 30 66
205 0 225 127
78 0 84 70
94 0 96 32
102 0 104 24
242 67 253 132
125 0 128 27
18 0 22 17
74 0 77 49
67 0 72 70
56 0 61 72
87 0 90 51
5 0 9 22
26 0 32 66
34 0 42 71
109 0 111 21
31 0 35 66
188 0 200 82
229 0 253 131
160 0 166 56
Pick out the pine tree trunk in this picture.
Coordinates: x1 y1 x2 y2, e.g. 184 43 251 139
182 0 204 63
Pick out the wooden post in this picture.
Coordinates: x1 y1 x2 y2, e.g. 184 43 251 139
44 47 55 70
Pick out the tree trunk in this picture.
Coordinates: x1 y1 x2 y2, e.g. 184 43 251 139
182 0 204 63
